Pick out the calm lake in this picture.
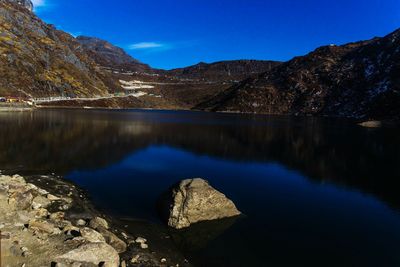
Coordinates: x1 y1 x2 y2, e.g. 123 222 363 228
1 109 400 266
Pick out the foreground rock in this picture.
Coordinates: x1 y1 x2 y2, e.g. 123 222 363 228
0 174 190 266
54 242 119 267
166 178 241 229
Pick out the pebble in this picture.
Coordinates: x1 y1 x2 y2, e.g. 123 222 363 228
135 237 147 244
49 212 65 221
131 255 140 263
34 208 49 218
121 260 127 267
32 202 42 210
21 247 32 257
37 189 49 195
47 194 60 201
26 183 37 190
161 258 167 263
76 219 86 226
140 243 148 249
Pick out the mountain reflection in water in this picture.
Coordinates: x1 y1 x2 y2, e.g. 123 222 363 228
1 109 399 208
1 109 400 266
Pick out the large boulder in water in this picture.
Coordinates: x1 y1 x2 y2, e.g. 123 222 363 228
165 178 241 229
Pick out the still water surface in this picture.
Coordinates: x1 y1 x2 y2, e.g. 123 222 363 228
1 109 400 266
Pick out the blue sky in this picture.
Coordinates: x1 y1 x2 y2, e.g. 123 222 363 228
34 0 400 69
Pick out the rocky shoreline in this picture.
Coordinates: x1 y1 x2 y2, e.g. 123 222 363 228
0 173 191 267
0 105 33 112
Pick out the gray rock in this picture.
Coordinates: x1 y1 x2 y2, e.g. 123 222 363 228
28 219 58 234
31 202 41 210
135 237 147 244
32 195 51 209
54 242 119 267
130 255 140 264
167 178 241 229
37 188 49 195
76 219 86 226
89 216 109 230
9 191 34 210
50 212 65 221
47 193 61 201
63 224 80 236
97 227 127 253
80 227 106 243
33 208 49 218
21 246 32 257
16 210 34 224
121 232 128 239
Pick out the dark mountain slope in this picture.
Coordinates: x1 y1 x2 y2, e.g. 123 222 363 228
0 0 110 97
168 60 281 82
76 36 152 73
198 29 400 120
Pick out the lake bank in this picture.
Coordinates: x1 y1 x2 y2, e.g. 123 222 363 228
0 173 191 267
0 103 33 112
36 103 400 128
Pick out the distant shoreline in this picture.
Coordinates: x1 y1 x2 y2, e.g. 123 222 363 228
0 104 34 112
2 103 399 128
0 107 33 112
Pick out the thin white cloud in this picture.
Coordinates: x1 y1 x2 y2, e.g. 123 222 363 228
128 42 165 50
126 40 197 54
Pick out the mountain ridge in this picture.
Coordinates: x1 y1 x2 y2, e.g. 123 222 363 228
0 0 110 98
76 36 153 73
197 28 400 120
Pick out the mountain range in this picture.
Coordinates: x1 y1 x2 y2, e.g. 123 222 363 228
1 0 399 120
198 30 400 120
